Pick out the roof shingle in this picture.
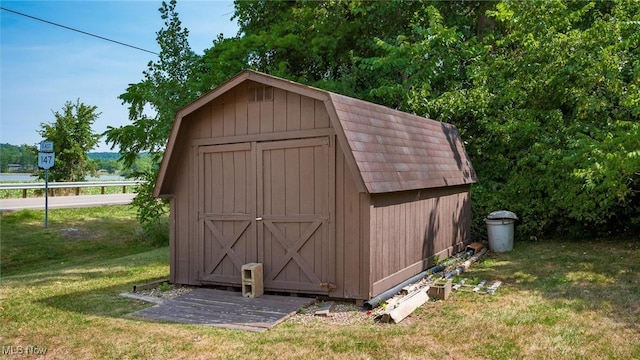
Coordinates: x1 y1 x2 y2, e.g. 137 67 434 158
329 93 476 193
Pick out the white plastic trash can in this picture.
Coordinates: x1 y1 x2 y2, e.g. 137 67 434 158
486 210 518 252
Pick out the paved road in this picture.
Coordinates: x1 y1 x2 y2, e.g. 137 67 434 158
0 193 136 211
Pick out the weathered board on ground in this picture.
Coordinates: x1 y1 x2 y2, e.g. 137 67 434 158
132 288 315 332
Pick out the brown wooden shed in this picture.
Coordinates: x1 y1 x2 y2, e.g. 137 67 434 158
154 70 477 301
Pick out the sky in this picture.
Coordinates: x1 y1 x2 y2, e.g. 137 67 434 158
1 0 239 152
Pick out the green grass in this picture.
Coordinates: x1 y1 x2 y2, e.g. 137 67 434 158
1 206 151 275
1 207 639 359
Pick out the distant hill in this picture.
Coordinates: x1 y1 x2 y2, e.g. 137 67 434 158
1 143 149 173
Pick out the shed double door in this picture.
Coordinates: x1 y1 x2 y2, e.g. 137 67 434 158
198 137 334 294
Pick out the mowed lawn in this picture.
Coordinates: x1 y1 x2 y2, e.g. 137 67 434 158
1 206 639 359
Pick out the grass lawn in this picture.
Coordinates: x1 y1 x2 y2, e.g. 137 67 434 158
1 206 639 359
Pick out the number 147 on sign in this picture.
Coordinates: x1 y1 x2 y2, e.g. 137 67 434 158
38 152 55 169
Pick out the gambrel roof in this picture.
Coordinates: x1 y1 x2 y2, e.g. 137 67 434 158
155 70 476 197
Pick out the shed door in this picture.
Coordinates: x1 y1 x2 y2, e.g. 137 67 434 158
199 143 255 285
198 137 334 294
258 138 333 293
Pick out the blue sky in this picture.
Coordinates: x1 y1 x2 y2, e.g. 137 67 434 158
1 0 238 152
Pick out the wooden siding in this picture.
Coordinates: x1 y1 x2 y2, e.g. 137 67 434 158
188 81 329 142
368 185 472 297
198 143 255 285
168 81 337 292
168 130 195 285
257 138 333 294
334 140 366 299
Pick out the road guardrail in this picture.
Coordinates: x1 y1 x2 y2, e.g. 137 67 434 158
0 181 142 198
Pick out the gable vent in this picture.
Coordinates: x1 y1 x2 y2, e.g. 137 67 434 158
248 86 273 102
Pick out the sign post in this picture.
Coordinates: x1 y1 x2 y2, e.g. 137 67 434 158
38 141 54 228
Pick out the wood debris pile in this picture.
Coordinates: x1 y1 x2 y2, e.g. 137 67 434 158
373 243 499 324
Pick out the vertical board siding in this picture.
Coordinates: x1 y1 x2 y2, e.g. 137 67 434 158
186 129 200 284
223 92 236 137
235 87 248 135
172 82 334 287
170 140 192 284
360 193 371 299
258 138 331 293
335 142 365 299
273 88 287 132
301 96 315 130
368 186 472 296
187 83 331 142
199 144 253 283
284 147 301 282
286 93 301 131
315 99 330 128
211 102 224 137
248 101 261 135
334 144 345 297
260 100 275 134
195 104 212 138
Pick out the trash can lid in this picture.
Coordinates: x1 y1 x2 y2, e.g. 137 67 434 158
487 210 518 220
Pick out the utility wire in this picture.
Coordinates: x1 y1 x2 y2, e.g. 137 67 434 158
1 6 159 55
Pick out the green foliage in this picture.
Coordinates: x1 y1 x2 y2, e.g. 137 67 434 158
231 0 426 100
139 216 170 247
0 143 37 172
158 282 172 292
118 153 153 179
479 1 640 236
104 0 198 226
88 152 121 161
364 0 640 237
89 153 120 174
36 99 101 182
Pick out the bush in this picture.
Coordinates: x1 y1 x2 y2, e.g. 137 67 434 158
138 216 170 247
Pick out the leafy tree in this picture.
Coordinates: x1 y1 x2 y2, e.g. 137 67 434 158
37 99 101 182
120 153 153 179
231 0 426 100
367 1 640 237
94 159 120 174
194 35 252 93
104 0 200 225
0 143 37 172
88 152 122 174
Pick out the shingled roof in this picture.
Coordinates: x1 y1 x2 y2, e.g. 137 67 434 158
328 92 476 193
155 70 476 196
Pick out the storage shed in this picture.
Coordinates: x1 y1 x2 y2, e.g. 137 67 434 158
154 70 477 301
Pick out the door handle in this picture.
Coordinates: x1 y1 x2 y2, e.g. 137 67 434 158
256 217 263 221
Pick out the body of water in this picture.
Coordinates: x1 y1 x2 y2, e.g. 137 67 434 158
0 173 126 182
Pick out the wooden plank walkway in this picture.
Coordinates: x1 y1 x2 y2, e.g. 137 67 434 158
132 288 315 332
